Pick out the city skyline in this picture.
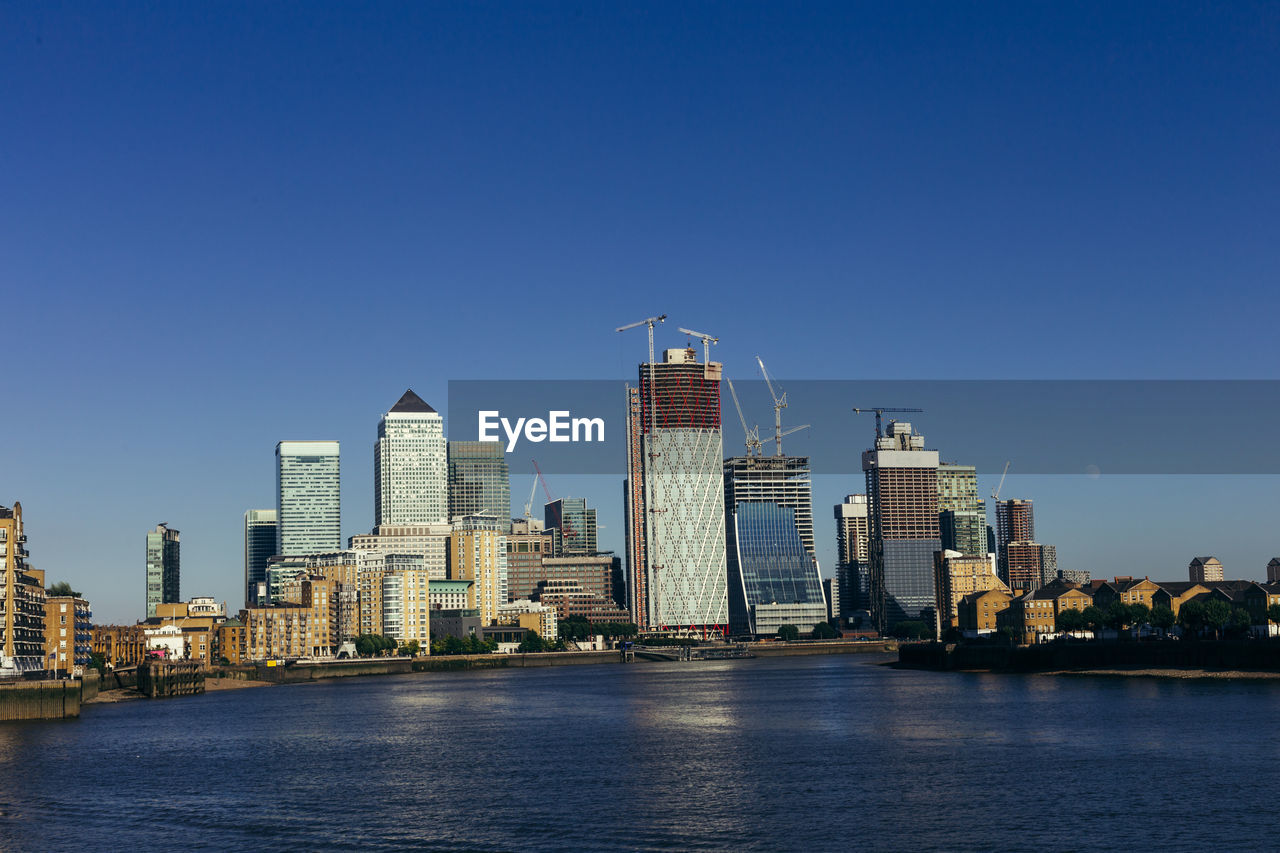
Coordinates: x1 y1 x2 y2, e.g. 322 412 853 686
6 3 1280 623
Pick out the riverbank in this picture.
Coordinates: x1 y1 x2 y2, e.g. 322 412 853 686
1048 667 1280 681
898 639 1280 677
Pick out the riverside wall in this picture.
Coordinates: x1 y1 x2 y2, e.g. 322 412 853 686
898 640 1280 673
0 677 92 721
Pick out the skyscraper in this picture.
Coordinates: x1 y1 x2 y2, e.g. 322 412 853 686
243 509 277 606
375 390 447 527
276 441 341 556
623 346 727 635
937 463 987 556
545 497 597 557
834 494 871 618
994 499 1034 580
724 455 826 636
863 421 940 632
447 440 510 531
145 522 180 619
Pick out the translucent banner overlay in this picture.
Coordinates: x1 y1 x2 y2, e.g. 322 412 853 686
447 380 1280 475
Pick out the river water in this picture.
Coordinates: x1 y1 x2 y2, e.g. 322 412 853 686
2 655 1277 851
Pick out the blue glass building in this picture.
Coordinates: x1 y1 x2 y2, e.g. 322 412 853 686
728 502 827 636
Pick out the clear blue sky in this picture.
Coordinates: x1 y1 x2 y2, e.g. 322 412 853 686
4 2 1278 622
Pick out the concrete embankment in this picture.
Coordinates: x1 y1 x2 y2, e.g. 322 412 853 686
898 640 1280 675
750 640 897 657
0 671 101 721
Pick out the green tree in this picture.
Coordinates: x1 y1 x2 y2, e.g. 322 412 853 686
1149 605 1176 637
1268 603 1280 632
1056 608 1085 636
444 635 465 655
811 622 837 640
399 639 421 657
1129 603 1151 631
1179 599 1206 639
355 635 375 657
777 624 800 641
517 630 546 653
1105 601 1132 637
1229 607 1253 638
89 651 107 672
1202 599 1231 640
560 616 591 642
1080 606 1107 640
890 621 931 640
48 581 81 597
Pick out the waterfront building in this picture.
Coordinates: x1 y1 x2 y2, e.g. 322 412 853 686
1189 556 1224 583
994 499 1034 582
148 601 224 667
44 593 92 676
863 421 940 632
244 509 277 606
430 610 483 641
545 497 598 557
448 525 508 625
623 346 727 635
834 495 870 618
540 556 618 605
144 624 187 659
376 390 447 527
724 455 826 636
937 463 987 556
496 599 558 641
999 580 1093 644
264 551 360 639
532 578 631 625
956 588 1013 637
349 523 452 580
243 576 339 660
145 522 180 619
276 441 341 555
380 567 432 648
448 440 511 532
91 624 147 668
933 550 1008 635
1 503 46 675
428 579 473 612
218 618 246 665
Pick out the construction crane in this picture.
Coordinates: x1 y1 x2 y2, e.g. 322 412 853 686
617 314 667 438
851 407 924 439
676 327 718 365
990 461 1011 501
521 473 538 523
726 378 763 457
755 355 808 456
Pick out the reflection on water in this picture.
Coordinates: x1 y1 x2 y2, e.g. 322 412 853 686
2 656 1278 851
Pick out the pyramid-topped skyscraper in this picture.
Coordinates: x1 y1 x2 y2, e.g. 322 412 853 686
375 389 447 526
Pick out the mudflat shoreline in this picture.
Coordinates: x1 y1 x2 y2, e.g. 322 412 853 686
1046 667 1280 681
